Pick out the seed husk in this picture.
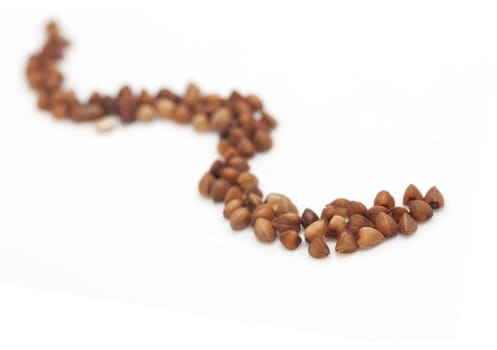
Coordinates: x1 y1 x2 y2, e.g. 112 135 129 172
308 237 330 259
424 186 445 209
326 215 346 239
408 200 433 222
210 178 231 202
230 207 251 230
390 206 408 223
357 227 386 249
253 218 277 243
251 203 275 224
348 201 367 217
272 213 302 233
374 190 395 209
279 230 302 250
366 205 390 222
301 208 319 228
403 184 423 205
374 212 398 238
304 219 327 242
335 229 358 254
347 214 373 235
223 199 244 219
398 213 418 235
329 198 350 217
224 186 243 204
198 172 215 196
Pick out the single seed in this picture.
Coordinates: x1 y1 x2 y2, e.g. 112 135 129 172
230 207 251 230
279 230 302 250
237 137 256 158
261 111 277 129
357 227 386 249
252 129 272 152
219 167 240 184
304 219 327 243
253 218 277 243
347 214 373 235
424 186 445 209
237 172 258 192
209 159 225 178
335 229 358 254
224 186 243 204
321 205 336 222
366 205 390 222
210 107 232 132
172 104 191 124
246 94 263 110
223 199 244 219
94 116 115 132
228 127 246 144
326 215 346 239
308 237 330 259
301 208 319 228
136 104 156 122
374 212 398 238
403 184 423 205
272 213 302 233
374 190 395 209
210 178 231 202
156 98 175 118
348 201 368 217
226 156 249 172
390 207 408 223
198 172 215 197
408 200 434 222
245 192 263 211
265 193 298 216
251 203 275 224
398 213 418 235
329 198 350 217
192 113 209 132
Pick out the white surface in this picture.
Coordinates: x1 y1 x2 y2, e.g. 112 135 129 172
0 1 494 342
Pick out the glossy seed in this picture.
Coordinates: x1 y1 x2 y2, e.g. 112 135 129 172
374 190 395 209
253 218 277 243
326 215 346 239
374 212 398 238
230 207 251 230
424 186 445 209
408 200 434 222
398 213 418 235
308 237 330 258
279 230 302 250
357 227 386 248
403 184 423 205
223 199 244 219
301 208 319 228
335 229 358 254
304 219 327 243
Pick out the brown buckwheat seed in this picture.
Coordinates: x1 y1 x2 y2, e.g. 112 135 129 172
301 208 319 228
398 213 418 235
223 199 244 219
357 227 386 249
326 215 346 239
374 190 395 209
253 218 277 243
308 237 330 259
424 186 445 209
374 212 398 238
403 184 423 205
272 213 302 233
408 200 434 222
335 229 358 254
230 207 251 230
279 230 302 250
304 219 327 243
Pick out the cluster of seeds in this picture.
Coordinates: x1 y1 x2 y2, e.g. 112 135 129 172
26 22 445 259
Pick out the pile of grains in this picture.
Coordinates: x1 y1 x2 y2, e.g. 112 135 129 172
26 22 445 259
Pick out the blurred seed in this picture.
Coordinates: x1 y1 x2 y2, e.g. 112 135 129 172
219 166 240 184
198 172 215 196
374 212 398 238
357 227 385 249
94 116 115 132
252 129 272 151
237 172 258 191
321 205 336 222
403 184 423 205
211 107 233 132
237 137 256 158
223 199 244 219
245 192 263 211
230 207 251 230
192 113 209 132
136 104 156 122
279 230 302 250
155 98 175 118
224 186 243 204
210 178 231 202
226 156 249 172
424 186 445 209
308 237 330 259
408 200 433 222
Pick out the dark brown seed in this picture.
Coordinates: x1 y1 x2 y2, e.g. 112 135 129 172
272 213 302 233
209 160 225 178
366 205 390 222
308 237 330 259
251 203 275 224
348 201 368 217
279 230 302 250
374 212 398 238
237 172 258 192
408 200 434 222
224 186 243 204
424 186 445 209
198 172 215 196
301 208 319 228
326 215 346 239
347 214 373 235
329 198 350 217
390 207 408 223
357 227 385 249
398 213 418 235
253 218 277 243
223 199 244 219
230 207 251 230
335 230 358 254
210 178 231 202
374 191 395 209
304 219 327 243
321 205 337 222
403 184 423 205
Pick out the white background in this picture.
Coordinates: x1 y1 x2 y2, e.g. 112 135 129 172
0 1 496 348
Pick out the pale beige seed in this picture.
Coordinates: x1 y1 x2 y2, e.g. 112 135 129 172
192 113 209 132
136 104 156 122
94 116 115 132
155 98 175 118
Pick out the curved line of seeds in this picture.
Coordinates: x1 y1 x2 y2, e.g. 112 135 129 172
25 22 445 259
